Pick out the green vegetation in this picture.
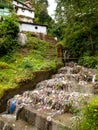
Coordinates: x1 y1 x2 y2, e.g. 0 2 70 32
78 56 98 68
55 0 98 60
0 1 97 129
68 96 98 130
0 14 57 99
0 14 19 56
78 96 98 130
0 0 13 9
54 1 98 130
0 34 57 98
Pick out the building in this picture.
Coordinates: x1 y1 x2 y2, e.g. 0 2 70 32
0 8 10 17
13 0 34 23
13 0 47 35
0 0 47 35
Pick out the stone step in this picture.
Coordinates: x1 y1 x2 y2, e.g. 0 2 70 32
46 50 57 58
0 114 37 130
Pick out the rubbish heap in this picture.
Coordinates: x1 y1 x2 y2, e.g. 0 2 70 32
7 62 96 116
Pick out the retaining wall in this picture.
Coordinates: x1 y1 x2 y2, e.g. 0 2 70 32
18 107 70 130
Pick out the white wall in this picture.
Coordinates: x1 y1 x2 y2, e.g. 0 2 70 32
17 8 34 19
19 17 33 23
19 23 47 35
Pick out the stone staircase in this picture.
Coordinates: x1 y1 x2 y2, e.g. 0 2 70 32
46 45 57 59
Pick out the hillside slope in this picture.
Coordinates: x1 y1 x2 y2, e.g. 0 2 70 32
0 34 58 99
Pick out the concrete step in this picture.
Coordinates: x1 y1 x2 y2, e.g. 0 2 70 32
0 114 37 130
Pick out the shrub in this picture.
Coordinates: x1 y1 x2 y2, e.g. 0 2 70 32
18 58 33 70
80 96 98 130
0 14 19 56
78 56 98 68
2 14 19 36
0 35 18 55
0 61 10 69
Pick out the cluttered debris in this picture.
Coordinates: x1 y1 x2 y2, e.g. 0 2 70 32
6 62 96 117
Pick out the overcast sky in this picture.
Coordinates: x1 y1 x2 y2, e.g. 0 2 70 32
47 0 57 19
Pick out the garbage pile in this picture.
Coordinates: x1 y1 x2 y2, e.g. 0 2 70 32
7 62 96 115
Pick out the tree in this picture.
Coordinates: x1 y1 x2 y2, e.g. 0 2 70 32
55 0 98 57
0 14 19 56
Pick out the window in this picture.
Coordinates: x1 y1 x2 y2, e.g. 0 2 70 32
35 26 38 29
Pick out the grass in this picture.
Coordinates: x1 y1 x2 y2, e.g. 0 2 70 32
0 35 57 98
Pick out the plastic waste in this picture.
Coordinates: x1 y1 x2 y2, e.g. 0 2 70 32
9 100 17 114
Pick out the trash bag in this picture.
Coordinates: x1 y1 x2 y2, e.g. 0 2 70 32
9 100 17 114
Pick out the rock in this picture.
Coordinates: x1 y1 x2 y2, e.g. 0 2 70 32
18 33 27 46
